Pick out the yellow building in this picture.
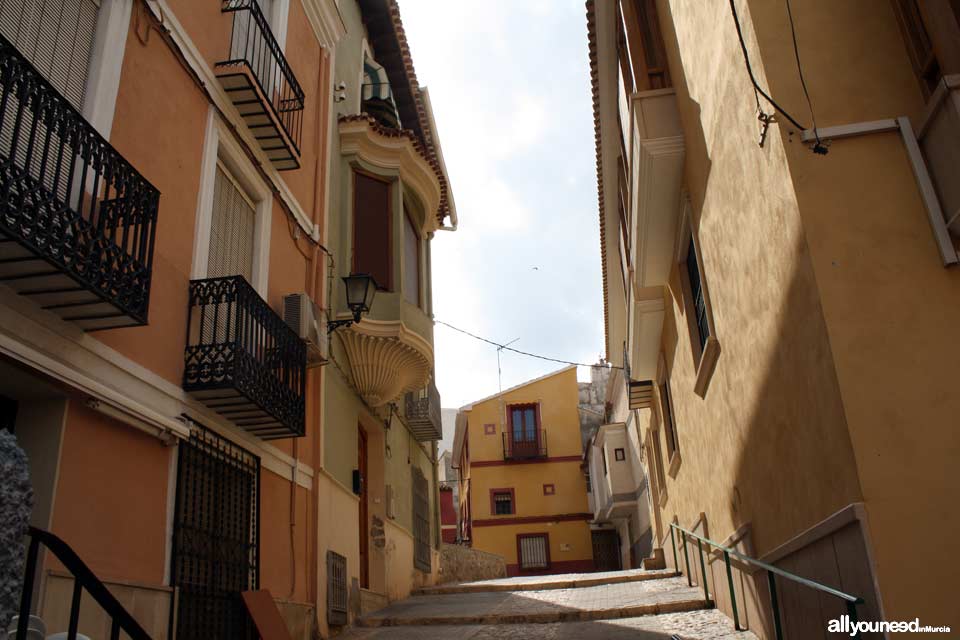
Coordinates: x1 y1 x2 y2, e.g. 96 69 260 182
452 367 594 576
590 0 960 637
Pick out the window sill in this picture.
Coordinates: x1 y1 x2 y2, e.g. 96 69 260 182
667 450 682 479
693 336 721 398
658 485 669 507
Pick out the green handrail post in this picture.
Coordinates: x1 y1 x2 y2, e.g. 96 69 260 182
669 525 678 574
681 530 692 587
767 570 784 640
723 550 741 630
696 537 710 604
846 600 862 639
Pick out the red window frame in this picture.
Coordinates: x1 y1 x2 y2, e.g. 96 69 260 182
542 483 555 496
516 533 551 572
506 402 541 445
489 488 515 515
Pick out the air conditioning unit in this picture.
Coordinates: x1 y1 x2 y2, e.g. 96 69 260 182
283 293 328 367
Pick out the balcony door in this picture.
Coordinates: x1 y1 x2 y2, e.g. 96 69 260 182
508 403 540 458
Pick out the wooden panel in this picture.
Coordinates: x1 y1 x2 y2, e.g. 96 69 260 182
353 171 392 291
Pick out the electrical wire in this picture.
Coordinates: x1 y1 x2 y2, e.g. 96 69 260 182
727 0 807 132
435 320 620 370
784 0 827 154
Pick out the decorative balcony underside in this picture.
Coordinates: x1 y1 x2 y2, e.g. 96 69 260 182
628 380 654 410
338 319 432 407
217 0 304 171
405 378 441 441
0 35 160 330
183 276 306 439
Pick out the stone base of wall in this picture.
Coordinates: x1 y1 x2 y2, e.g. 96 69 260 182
438 544 506 584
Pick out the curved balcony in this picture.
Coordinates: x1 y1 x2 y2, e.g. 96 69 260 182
0 35 160 330
336 299 433 407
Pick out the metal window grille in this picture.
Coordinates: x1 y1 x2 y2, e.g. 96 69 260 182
412 468 431 572
519 535 549 570
326 550 348 626
661 378 678 458
170 419 260 640
685 237 710 352
493 492 512 515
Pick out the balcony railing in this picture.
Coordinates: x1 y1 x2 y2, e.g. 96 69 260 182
217 0 304 171
183 275 306 439
0 34 160 330
405 378 441 441
502 430 548 461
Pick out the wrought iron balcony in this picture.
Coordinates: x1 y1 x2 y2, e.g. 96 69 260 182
217 0 304 171
0 35 160 330
502 430 548 461
183 275 306 439
405 378 441 441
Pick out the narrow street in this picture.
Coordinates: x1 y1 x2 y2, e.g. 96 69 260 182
341 569 757 639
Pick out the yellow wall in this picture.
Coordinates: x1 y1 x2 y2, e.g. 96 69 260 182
461 367 595 574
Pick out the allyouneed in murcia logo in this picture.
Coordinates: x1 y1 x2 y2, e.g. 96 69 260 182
828 615 951 635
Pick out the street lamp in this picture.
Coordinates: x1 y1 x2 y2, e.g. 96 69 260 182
328 273 377 331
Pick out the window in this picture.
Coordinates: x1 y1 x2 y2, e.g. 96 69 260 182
491 489 514 515
508 403 538 444
208 163 256 281
403 206 421 307
353 170 392 291
891 0 957 97
615 448 626 461
660 375 678 460
685 237 710 354
0 0 100 111
517 533 549 571
618 0 671 91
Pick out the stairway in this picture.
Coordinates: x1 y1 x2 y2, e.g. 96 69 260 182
341 569 757 639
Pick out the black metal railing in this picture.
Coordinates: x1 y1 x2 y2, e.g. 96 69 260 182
0 34 160 327
405 378 441 441
502 429 548 460
15 527 152 640
218 0 304 153
183 275 306 438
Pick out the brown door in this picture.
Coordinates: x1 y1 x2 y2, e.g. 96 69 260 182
592 530 622 572
358 425 369 588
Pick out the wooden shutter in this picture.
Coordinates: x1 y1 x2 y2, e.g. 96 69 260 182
208 163 256 281
353 171 392 290
0 0 100 110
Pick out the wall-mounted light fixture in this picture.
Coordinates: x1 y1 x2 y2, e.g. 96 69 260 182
328 273 377 332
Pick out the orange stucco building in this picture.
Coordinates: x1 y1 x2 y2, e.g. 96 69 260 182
1 0 453 638
453 367 595 577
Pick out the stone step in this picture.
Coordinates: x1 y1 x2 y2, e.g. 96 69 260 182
343 609 758 639
417 568 679 596
359 576 709 628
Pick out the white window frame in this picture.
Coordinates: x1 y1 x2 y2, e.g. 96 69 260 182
191 108 272 295
82 0 134 139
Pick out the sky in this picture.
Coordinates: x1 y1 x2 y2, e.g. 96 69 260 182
398 1 605 453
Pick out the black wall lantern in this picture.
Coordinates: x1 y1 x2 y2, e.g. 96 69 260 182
328 273 377 331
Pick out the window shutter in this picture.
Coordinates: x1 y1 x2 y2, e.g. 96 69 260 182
403 207 420 307
0 0 100 111
353 171 392 290
208 164 256 282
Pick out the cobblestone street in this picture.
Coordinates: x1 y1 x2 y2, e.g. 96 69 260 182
341 570 758 639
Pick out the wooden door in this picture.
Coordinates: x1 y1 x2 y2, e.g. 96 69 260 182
358 425 369 588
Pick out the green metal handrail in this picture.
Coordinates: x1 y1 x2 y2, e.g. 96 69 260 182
669 522 864 640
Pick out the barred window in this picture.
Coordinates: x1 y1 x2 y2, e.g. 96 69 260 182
518 534 549 571
412 467 431 572
492 490 513 515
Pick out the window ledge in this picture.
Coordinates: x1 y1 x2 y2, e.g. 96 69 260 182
693 336 721 398
667 450 682 478
658 485 669 507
